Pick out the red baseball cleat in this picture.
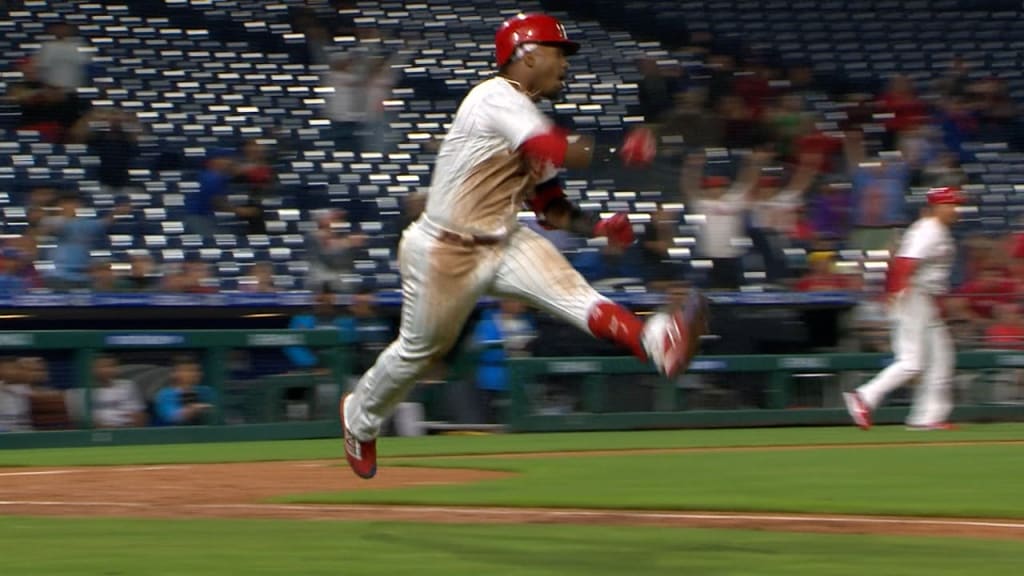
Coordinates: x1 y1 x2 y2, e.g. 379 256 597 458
340 394 377 479
842 392 872 431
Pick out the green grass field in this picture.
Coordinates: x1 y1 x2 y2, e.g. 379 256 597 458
1 424 1022 575
2 517 1022 576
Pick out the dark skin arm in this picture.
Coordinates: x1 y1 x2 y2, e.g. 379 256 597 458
541 196 598 236
564 134 595 170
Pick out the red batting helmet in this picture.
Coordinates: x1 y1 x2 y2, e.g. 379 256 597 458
495 13 580 67
926 186 965 205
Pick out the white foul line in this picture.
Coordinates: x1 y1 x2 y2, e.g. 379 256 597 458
0 500 1022 531
0 465 185 478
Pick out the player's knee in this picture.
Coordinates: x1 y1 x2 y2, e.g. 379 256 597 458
900 361 922 377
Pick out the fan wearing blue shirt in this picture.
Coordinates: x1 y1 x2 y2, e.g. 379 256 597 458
154 354 215 426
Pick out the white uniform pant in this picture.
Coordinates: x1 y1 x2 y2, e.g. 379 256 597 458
856 289 955 426
344 218 607 440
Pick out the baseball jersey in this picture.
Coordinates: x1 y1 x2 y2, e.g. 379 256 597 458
425 77 557 237
92 379 145 428
695 187 749 258
897 216 956 294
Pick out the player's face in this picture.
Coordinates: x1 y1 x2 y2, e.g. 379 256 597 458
530 45 569 99
935 203 960 225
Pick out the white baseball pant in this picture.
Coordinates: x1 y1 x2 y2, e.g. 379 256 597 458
856 288 955 426
344 217 608 440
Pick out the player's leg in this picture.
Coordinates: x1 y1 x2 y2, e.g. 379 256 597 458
855 291 927 410
488 227 685 374
905 322 955 428
344 223 491 442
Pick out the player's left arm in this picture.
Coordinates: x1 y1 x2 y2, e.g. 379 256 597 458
527 177 634 245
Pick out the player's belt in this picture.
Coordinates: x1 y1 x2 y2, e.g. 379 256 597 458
420 217 504 247
437 230 502 247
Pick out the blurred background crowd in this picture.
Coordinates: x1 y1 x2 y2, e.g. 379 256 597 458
3 1 1024 429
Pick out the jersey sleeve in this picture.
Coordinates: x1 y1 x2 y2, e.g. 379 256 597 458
897 221 931 260
477 85 553 151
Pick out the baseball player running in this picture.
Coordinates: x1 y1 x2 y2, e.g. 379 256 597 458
340 13 708 479
843 186 964 431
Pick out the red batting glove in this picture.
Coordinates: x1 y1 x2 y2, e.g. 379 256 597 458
594 212 635 246
619 127 657 167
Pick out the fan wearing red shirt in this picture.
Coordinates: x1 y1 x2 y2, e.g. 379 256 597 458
985 302 1024 350
956 266 1016 319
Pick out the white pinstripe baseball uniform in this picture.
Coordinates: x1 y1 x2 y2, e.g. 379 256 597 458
856 216 956 426
343 77 617 440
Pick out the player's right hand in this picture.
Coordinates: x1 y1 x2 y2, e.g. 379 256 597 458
620 127 656 167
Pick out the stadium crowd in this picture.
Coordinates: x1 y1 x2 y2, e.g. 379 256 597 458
3 8 1024 429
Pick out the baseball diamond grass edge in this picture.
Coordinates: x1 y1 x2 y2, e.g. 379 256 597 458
0 517 1021 576
280 444 1024 519
0 423 1022 467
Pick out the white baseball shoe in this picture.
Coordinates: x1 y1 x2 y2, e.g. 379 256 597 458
641 308 689 378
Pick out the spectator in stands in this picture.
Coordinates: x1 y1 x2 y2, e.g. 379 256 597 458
340 288 394 376
154 354 214 426
802 177 851 243
746 153 819 282
241 261 276 293
985 303 1024 350
304 208 365 292
363 54 397 151
286 285 346 373
0 247 26 295
234 139 273 235
88 259 129 292
471 299 536 424
323 52 365 152
90 354 147 428
793 116 843 173
68 107 141 197
957 265 1016 324
0 356 32 432
877 74 928 149
921 151 967 189
850 278 890 353
184 148 256 239
35 22 90 92
972 77 1018 139
719 94 764 149
573 240 644 287
661 89 723 149
123 253 159 292
640 204 683 289
767 93 805 161
937 56 971 101
638 57 673 123
681 149 770 289
7 57 80 142
42 192 131 290
17 357 67 431
795 251 850 292
27 186 56 229
163 260 217 294
844 130 910 251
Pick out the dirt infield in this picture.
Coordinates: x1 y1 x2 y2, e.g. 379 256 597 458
1 454 1023 540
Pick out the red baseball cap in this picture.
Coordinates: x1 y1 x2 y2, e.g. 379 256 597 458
926 186 965 205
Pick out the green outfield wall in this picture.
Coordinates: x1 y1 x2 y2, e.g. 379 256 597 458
1 330 1022 447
